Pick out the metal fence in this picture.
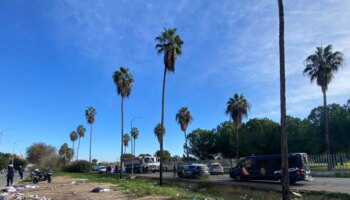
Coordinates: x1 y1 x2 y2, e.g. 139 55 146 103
309 153 349 170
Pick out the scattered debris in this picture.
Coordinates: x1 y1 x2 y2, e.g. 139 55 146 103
91 187 111 193
71 181 76 184
292 191 302 197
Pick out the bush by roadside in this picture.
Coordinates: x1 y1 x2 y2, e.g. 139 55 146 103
63 160 90 173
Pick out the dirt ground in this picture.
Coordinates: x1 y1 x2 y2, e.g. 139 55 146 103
19 176 168 200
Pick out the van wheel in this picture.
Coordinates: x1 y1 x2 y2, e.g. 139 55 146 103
235 175 242 181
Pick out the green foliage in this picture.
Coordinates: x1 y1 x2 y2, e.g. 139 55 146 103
0 155 9 169
154 150 171 161
122 153 133 159
131 127 139 139
64 160 90 173
13 157 28 170
187 103 350 158
92 159 98 165
138 153 151 157
59 143 74 166
85 107 96 125
187 129 217 160
112 67 134 98
26 143 58 169
154 123 165 144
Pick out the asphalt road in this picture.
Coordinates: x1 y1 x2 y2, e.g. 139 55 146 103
136 172 350 194
0 171 27 187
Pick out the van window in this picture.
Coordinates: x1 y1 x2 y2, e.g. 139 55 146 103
244 159 252 168
302 154 309 164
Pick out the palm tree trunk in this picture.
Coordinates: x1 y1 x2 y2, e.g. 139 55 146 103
323 90 332 170
72 141 75 162
131 137 134 175
89 123 92 169
278 0 290 199
77 138 81 160
236 127 239 159
160 67 167 185
184 131 189 158
120 97 124 179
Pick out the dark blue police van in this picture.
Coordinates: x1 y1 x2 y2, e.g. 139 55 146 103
229 153 312 183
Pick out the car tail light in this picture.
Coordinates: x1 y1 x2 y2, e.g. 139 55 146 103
299 167 305 174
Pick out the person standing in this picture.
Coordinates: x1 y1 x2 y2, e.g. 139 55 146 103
6 165 14 186
18 166 24 179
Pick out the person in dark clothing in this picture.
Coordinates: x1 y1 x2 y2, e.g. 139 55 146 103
18 166 24 179
6 165 14 186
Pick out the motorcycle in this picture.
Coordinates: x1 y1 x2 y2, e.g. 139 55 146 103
31 171 52 183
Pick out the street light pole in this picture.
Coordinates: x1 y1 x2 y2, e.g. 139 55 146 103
131 116 142 176
0 129 15 153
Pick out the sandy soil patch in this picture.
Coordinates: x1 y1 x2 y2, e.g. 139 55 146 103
19 176 168 200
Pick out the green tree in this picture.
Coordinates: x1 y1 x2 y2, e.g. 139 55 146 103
304 44 344 170
176 107 193 158
27 143 58 169
225 93 250 159
113 67 134 179
92 159 98 166
154 123 165 146
76 125 86 160
70 131 78 161
85 106 97 167
131 127 139 158
215 121 236 165
123 133 130 156
187 129 217 160
278 0 290 198
155 28 183 185
239 118 280 156
138 153 151 157
154 150 171 162
59 143 73 166
131 127 139 174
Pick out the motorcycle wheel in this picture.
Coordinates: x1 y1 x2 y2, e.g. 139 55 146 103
33 178 38 184
48 178 51 183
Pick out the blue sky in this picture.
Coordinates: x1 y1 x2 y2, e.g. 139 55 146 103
0 0 349 162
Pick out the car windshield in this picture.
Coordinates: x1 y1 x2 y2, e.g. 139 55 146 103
144 158 155 163
212 164 221 169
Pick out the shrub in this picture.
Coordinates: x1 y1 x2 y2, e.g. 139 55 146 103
64 160 90 173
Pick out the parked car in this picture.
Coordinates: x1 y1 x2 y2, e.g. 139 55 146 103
178 164 209 178
98 166 107 173
209 163 224 175
92 166 107 173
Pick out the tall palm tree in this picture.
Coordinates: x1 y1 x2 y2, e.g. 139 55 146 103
155 28 183 185
123 133 130 156
154 123 165 148
304 44 344 171
85 106 97 167
70 131 78 161
113 67 134 179
131 127 139 175
76 125 86 160
225 93 250 159
175 107 193 158
278 0 290 199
